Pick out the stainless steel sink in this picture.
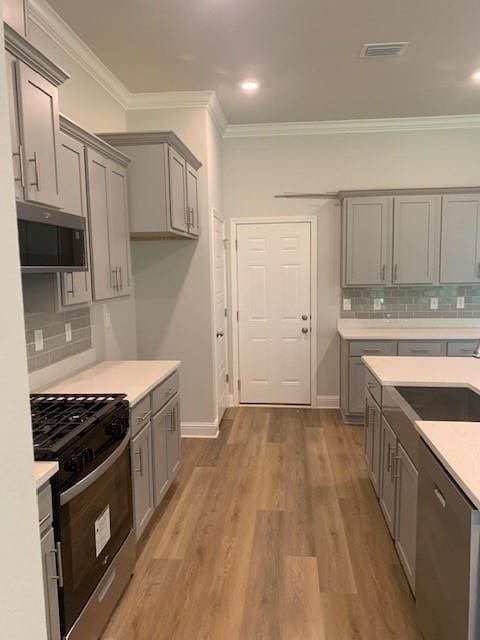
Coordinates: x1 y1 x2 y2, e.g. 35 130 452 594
395 386 480 422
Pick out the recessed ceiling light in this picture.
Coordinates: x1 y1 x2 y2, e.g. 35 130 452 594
240 80 260 93
472 69 480 81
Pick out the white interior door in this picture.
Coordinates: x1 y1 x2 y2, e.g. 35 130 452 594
214 215 228 423
236 222 311 405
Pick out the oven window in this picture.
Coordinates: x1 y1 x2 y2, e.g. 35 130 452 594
59 446 132 634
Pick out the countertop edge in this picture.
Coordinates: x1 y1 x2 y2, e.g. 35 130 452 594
35 461 59 490
128 361 180 407
415 422 480 510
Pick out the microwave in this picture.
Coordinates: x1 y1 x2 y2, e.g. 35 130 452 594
17 202 87 273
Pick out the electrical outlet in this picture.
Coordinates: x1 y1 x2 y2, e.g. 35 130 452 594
457 296 465 310
65 322 72 343
34 329 44 352
430 297 439 310
343 298 351 311
104 309 112 330
373 298 383 311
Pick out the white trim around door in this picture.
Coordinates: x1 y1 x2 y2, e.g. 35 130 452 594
230 216 318 407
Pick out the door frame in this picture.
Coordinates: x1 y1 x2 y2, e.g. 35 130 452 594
211 208 230 426
230 216 318 407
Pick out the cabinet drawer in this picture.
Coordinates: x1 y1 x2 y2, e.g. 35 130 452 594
447 341 479 357
365 369 382 407
131 395 152 437
398 341 446 357
37 483 53 533
349 341 397 357
152 371 179 415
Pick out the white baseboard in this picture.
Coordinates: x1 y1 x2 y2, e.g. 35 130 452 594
181 421 219 438
316 395 340 409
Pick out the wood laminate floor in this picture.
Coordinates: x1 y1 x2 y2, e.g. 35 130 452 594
102 408 422 640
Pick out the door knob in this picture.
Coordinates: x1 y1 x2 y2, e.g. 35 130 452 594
302 314 309 321
302 327 309 334
216 331 224 338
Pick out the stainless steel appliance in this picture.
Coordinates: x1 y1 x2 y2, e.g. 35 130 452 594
17 201 87 273
416 441 480 640
31 393 135 640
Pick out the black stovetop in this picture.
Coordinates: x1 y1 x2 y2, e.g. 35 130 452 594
30 393 127 456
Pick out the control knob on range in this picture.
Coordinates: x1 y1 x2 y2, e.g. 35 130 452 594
64 454 81 474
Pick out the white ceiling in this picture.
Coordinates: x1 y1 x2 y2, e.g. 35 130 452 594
47 0 480 125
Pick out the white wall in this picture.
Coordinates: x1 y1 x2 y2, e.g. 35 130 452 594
127 108 217 426
223 128 480 401
28 20 138 367
0 16 48 639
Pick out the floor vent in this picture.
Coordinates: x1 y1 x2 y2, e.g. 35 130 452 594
359 42 409 58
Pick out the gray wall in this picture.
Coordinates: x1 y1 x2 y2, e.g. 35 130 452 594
0 15 48 638
341 285 480 319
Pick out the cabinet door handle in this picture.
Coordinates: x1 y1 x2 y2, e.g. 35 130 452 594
50 542 64 588
363 349 380 354
138 410 152 423
170 407 177 433
30 151 40 191
434 486 446 508
393 264 398 282
118 266 123 290
13 144 25 188
381 264 386 281
66 272 75 297
386 443 392 472
389 449 396 482
134 449 143 476
411 349 428 354
393 455 401 480
477 262 480 279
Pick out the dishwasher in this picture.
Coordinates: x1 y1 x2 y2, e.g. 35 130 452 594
416 441 480 640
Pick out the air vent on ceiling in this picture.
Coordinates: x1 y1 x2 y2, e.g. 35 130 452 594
359 42 409 58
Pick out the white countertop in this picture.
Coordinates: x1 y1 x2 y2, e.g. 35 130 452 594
34 461 58 490
338 318 480 340
41 360 180 407
416 421 480 510
362 355 480 393
363 354 480 509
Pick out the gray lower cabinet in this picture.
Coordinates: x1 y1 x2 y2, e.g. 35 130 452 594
379 417 397 537
440 194 480 284
58 130 92 306
41 527 61 640
96 131 202 240
130 371 182 542
395 442 418 593
131 422 155 541
364 391 381 496
348 357 365 415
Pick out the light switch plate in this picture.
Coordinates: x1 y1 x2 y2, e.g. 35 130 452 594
430 297 439 310
343 298 352 311
34 329 44 352
65 323 72 343
457 296 465 309
373 298 383 311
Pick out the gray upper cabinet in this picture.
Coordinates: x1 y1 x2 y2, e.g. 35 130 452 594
392 196 441 285
16 61 62 208
58 131 92 306
5 51 23 201
395 442 418 593
440 194 480 284
169 146 188 234
3 0 28 37
343 197 392 286
108 161 132 296
96 131 202 240
186 162 199 236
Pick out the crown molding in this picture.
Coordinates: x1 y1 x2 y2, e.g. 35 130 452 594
28 0 130 108
224 114 480 138
127 90 227 135
60 115 131 166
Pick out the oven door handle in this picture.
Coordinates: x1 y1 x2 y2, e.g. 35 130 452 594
60 432 130 505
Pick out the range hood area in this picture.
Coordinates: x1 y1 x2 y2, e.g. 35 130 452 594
17 201 87 273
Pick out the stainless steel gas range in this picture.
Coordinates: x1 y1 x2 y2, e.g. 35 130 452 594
31 393 135 640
